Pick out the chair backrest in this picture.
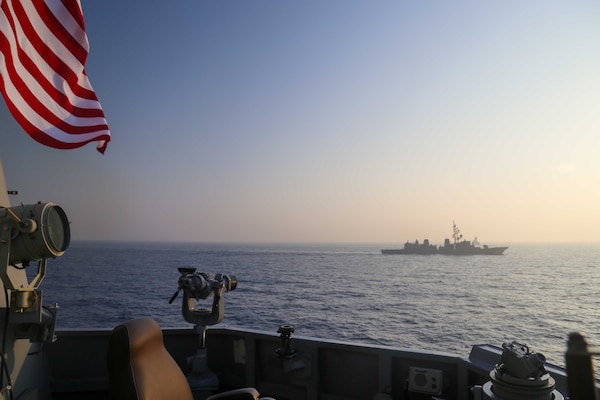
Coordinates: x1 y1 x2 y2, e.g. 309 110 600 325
107 317 194 400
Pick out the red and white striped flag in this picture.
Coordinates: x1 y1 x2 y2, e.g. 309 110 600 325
0 0 110 153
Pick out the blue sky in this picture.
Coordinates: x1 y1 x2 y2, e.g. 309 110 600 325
1 1 599 243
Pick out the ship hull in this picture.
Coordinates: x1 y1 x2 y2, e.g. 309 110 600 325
381 246 509 255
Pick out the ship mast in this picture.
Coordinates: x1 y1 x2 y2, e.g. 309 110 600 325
452 221 463 245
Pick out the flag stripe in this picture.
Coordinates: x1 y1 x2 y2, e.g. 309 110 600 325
0 32 104 123
0 0 110 153
34 1 88 66
16 1 95 98
0 76 109 150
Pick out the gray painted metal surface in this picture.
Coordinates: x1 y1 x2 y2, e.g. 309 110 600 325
46 326 586 400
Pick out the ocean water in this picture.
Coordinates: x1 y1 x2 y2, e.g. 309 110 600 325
38 241 600 368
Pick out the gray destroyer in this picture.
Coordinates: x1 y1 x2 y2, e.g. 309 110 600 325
382 222 508 255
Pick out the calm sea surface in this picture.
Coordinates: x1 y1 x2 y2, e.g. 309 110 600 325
39 241 600 368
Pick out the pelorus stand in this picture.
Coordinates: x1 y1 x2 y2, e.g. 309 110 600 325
169 268 237 399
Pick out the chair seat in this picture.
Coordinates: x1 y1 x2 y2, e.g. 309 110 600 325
107 317 194 400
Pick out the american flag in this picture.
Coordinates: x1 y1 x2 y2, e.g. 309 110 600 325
0 0 110 153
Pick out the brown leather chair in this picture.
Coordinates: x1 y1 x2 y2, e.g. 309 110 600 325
107 317 267 400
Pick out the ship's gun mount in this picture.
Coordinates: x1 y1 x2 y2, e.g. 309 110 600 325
476 341 564 400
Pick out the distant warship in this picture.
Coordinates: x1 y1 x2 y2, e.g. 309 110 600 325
381 221 508 255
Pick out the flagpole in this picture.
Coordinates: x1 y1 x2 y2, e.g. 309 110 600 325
0 160 10 207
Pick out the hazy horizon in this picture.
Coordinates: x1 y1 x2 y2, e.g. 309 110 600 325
1 1 599 244
63 238 600 246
